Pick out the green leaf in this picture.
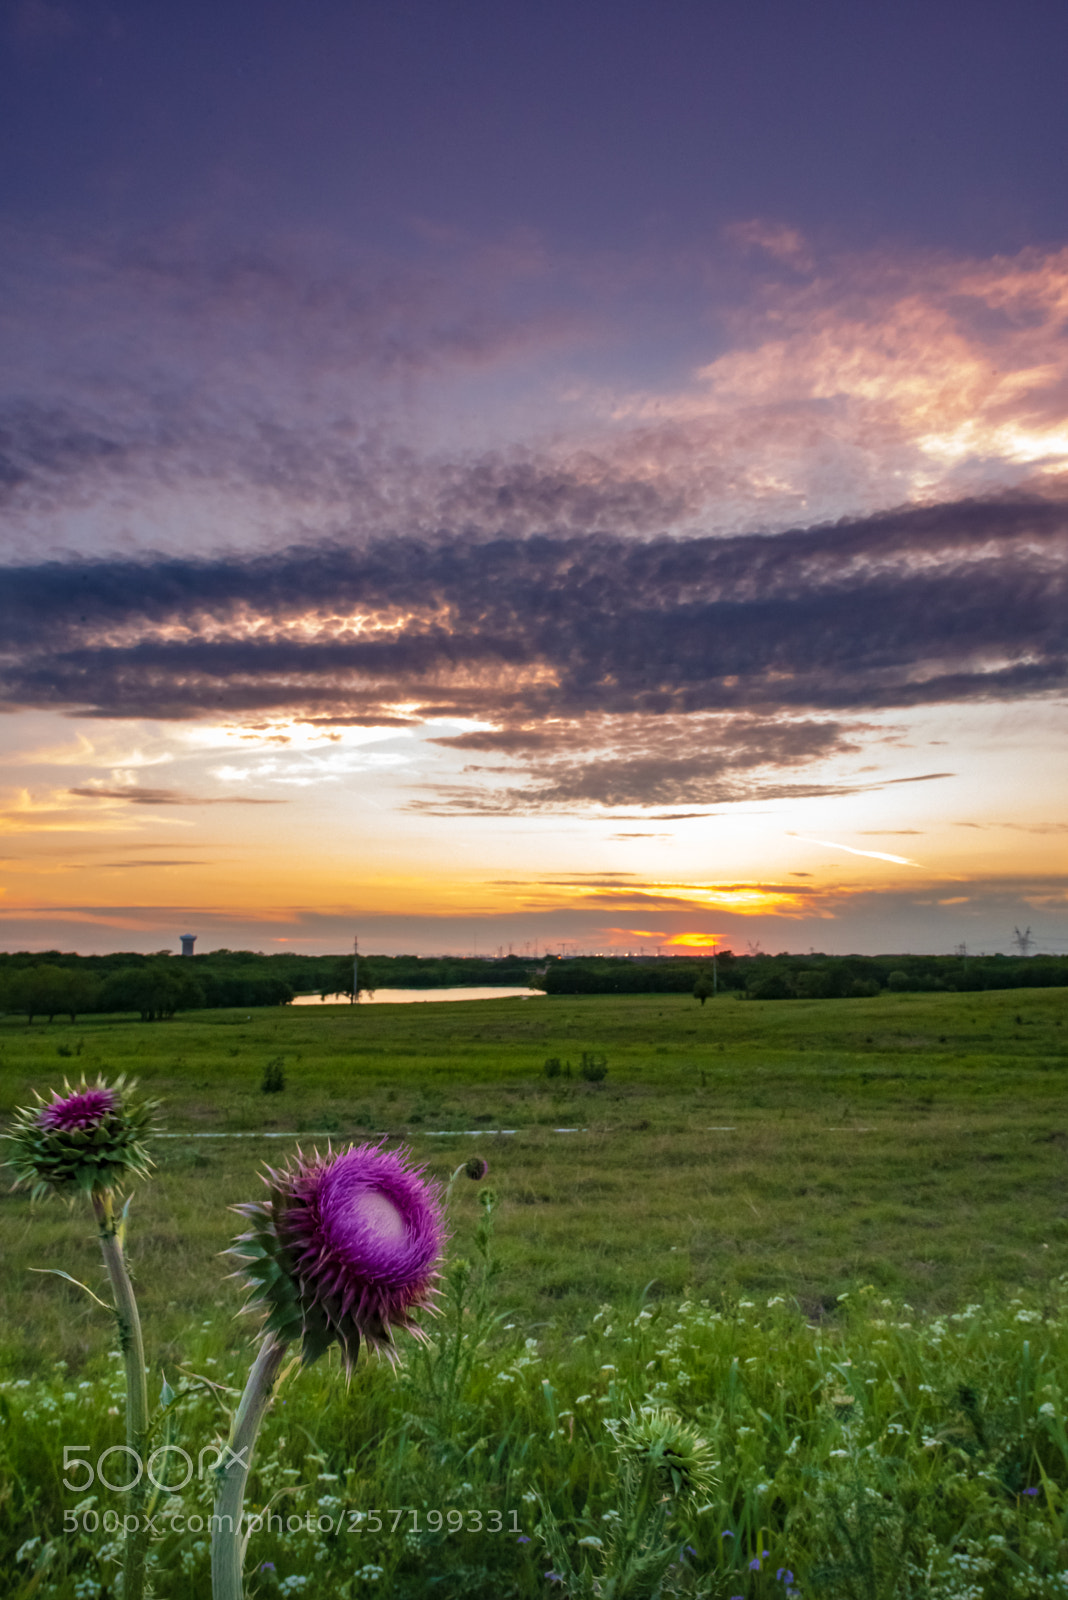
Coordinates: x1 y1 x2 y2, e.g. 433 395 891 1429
28 1268 110 1312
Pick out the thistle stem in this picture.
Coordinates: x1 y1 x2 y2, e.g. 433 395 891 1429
92 1189 149 1600
443 1162 467 1206
211 1332 289 1600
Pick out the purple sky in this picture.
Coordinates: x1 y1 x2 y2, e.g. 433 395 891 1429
1 0 1067 958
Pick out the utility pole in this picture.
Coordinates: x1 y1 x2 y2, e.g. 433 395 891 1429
352 934 358 1004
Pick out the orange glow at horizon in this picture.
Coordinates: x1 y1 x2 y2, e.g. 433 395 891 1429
554 881 815 915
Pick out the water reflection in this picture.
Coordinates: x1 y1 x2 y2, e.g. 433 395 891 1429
291 985 543 1006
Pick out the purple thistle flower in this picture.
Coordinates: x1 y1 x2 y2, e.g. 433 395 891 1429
232 1142 446 1371
38 1086 117 1131
7 1075 156 1199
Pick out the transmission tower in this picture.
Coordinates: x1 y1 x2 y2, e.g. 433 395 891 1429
1012 926 1034 957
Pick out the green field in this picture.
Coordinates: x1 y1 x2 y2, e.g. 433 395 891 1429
5 987 1068 1598
3 986 1067 1371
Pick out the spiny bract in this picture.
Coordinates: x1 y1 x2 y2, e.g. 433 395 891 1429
5 1075 157 1201
608 1406 717 1499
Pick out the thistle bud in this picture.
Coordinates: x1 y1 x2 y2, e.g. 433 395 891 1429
6 1076 157 1201
465 1157 489 1180
231 1142 446 1372
607 1408 717 1499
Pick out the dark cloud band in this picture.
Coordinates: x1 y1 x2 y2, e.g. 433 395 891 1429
0 490 1063 726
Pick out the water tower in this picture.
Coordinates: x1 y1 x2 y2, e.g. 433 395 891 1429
180 934 197 958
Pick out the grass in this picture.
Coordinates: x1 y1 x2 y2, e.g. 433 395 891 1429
3 987 1068 1596
1 986 1067 1371
3 1207 1068 1597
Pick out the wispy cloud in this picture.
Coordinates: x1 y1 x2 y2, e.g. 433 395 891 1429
793 836 920 866
5 227 1068 563
68 784 285 806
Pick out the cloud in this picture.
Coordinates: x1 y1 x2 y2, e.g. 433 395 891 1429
953 819 1068 834
0 484 1061 804
435 712 858 809
723 219 814 269
0 221 601 560
792 836 920 866
4 227 1068 570
1 488 1064 711
491 875 830 918
91 859 208 869
1 222 1066 821
408 767 952 817
68 784 285 806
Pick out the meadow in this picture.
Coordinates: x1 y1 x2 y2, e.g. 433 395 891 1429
2 987 1068 1597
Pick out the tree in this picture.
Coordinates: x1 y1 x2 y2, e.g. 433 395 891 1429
320 958 374 1004
10 966 72 1023
692 973 715 1006
748 971 793 1001
60 969 101 1021
99 964 203 1021
794 969 834 999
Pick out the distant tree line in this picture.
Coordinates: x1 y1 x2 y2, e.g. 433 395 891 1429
5 946 1061 1023
542 951 1068 999
0 948 542 1022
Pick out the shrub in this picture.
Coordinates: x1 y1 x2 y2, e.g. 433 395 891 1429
579 1051 608 1082
692 974 715 1005
261 1055 286 1093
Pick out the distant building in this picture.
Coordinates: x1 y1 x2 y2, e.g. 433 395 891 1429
180 934 197 957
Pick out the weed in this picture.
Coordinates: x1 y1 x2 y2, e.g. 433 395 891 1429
261 1055 286 1093
579 1051 608 1082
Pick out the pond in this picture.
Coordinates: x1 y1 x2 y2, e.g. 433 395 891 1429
291 985 544 1005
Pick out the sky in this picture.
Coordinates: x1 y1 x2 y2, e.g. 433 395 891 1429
1 0 1067 959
